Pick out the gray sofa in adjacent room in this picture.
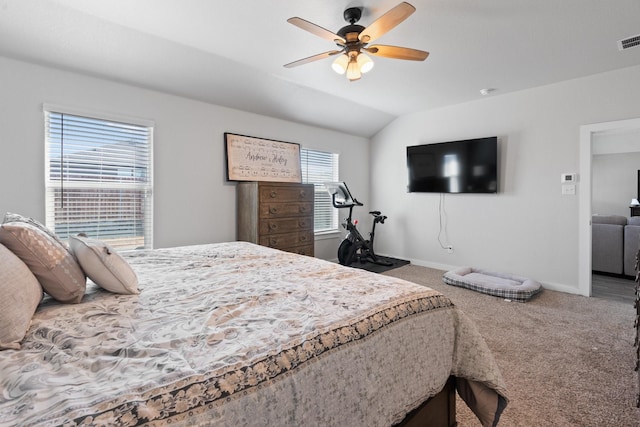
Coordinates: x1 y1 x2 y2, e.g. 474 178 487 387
624 217 640 276
592 215 640 276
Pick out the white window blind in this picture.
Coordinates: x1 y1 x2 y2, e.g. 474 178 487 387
301 148 339 233
44 107 153 250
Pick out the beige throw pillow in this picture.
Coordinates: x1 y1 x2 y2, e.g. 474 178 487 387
0 243 43 350
2 212 70 254
69 235 139 295
0 222 86 303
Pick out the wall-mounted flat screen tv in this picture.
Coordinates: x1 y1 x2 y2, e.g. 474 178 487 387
406 136 498 193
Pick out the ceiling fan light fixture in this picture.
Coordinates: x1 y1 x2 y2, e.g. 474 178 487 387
346 57 361 81
331 54 349 74
356 53 374 73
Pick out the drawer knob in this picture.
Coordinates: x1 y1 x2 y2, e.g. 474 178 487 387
299 206 307 213
270 207 278 214
269 223 278 231
269 238 277 246
300 235 307 242
299 190 307 198
270 191 278 198
299 220 308 228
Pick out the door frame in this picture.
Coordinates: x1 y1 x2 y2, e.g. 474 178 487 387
579 117 640 296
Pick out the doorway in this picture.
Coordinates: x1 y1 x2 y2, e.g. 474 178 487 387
579 117 640 296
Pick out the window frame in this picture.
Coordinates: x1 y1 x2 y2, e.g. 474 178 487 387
300 148 340 234
43 104 154 250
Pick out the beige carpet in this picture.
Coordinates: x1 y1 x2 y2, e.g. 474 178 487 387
383 265 640 427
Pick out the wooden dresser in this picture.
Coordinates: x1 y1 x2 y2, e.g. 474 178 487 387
237 182 314 257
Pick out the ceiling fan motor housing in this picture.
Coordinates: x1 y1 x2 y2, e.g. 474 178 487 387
339 6 365 44
337 24 365 42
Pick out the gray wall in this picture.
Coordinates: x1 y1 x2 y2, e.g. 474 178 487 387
0 56 370 260
370 64 640 294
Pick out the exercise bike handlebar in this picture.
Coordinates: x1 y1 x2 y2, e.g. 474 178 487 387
331 192 363 208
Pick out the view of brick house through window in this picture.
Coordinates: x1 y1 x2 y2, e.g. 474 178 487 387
44 106 153 250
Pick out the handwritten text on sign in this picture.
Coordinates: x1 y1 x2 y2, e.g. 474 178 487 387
225 133 302 182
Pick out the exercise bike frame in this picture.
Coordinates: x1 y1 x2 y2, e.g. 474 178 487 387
331 191 392 267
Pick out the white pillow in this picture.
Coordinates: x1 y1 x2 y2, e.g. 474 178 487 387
0 222 86 303
69 235 139 295
0 243 43 350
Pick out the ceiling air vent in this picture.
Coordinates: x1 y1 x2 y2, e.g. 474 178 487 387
618 34 640 51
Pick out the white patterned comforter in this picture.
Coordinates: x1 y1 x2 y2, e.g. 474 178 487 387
0 242 507 426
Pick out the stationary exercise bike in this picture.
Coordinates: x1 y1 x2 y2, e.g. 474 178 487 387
325 182 392 267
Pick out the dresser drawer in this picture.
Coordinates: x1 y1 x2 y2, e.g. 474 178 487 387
259 185 314 203
259 202 313 218
259 231 313 249
288 244 314 257
259 217 313 235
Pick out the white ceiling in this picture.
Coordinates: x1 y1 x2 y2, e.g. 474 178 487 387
1 0 639 138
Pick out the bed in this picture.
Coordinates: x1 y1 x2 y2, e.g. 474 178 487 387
0 239 508 426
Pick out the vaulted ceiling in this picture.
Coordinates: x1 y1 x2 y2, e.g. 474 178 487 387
1 0 639 137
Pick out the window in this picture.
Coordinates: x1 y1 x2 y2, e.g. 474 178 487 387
44 105 153 250
300 148 339 233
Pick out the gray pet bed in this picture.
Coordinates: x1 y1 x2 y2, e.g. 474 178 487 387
443 267 542 302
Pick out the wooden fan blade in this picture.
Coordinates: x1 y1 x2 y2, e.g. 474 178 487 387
358 2 416 44
365 45 429 61
287 17 346 45
284 50 343 68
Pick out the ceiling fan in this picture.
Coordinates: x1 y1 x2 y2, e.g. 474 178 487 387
284 2 429 81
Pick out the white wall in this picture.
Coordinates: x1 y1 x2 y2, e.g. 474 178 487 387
592 152 640 217
370 65 640 294
592 129 640 155
591 129 640 217
0 56 369 259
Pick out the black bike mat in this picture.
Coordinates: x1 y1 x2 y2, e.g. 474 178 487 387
345 256 410 274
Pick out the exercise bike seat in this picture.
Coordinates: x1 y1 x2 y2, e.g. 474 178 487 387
369 211 381 216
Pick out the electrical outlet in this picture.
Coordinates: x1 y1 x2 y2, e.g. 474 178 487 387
447 246 454 254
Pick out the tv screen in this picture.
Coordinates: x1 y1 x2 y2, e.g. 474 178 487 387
406 137 498 193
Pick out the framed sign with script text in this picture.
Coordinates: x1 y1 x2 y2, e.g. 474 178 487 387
224 133 302 183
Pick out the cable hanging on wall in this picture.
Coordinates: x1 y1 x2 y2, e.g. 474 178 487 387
437 193 452 251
